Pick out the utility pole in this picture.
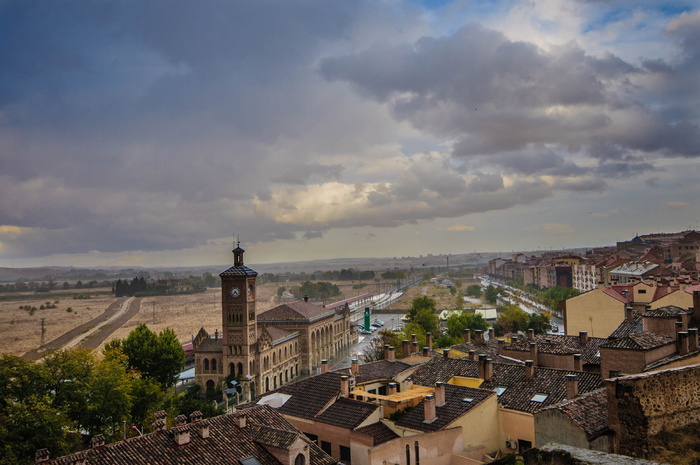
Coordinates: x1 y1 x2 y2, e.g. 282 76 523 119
40 318 46 346
152 302 156 324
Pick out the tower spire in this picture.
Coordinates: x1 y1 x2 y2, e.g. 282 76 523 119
233 236 245 267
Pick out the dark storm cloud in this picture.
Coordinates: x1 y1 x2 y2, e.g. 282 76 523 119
320 20 700 162
272 163 344 185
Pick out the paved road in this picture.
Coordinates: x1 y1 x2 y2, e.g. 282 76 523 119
23 297 140 360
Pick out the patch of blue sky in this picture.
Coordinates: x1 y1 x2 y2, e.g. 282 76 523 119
582 1 696 34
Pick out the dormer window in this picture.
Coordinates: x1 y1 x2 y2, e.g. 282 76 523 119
530 393 548 403
495 386 507 396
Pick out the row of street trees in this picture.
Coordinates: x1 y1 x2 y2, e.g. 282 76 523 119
0 324 215 465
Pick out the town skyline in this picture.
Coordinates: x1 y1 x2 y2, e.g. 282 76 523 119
1 1 699 268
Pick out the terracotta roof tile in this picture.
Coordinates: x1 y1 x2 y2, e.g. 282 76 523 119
259 301 335 322
409 357 602 414
47 405 334 465
601 331 675 350
354 422 400 446
539 388 609 441
608 315 643 339
315 397 377 429
503 334 605 365
220 265 258 277
395 384 495 432
642 305 691 318
335 359 412 384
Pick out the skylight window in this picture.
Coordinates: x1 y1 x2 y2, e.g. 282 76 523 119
494 386 507 396
530 394 548 403
462 398 473 403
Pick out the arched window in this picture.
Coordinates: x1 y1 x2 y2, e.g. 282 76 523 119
273 353 277 365
294 453 306 465
229 362 235 376
211 358 217 372
238 362 243 376
203 358 209 371
274 376 277 389
265 377 270 392
415 441 420 465
406 444 411 465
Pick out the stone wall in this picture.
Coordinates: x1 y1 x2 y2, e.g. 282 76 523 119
606 363 700 458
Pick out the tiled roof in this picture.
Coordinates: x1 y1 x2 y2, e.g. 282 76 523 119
335 359 412 384
270 372 345 420
503 334 606 365
451 338 501 359
220 265 258 277
314 397 377 429
608 315 643 339
601 287 628 303
539 388 609 441
354 422 400 446
47 405 334 465
251 424 300 450
197 337 223 352
642 305 691 318
600 331 675 350
267 326 298 343
395 384 495 432
259 301 335 322
409 357 602 414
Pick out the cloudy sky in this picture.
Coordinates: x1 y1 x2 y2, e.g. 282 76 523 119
1 0 699 268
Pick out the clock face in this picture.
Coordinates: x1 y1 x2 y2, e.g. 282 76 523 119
230 287 240 298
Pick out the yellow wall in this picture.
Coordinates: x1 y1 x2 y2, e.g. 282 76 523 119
651 289 694 309
564 289 625 338
448 376 484 389
500 409 534 451
447 393 501 454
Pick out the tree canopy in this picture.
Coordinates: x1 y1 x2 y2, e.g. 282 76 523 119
119 324 185 388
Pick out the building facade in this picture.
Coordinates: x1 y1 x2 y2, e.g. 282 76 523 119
194 244 354 401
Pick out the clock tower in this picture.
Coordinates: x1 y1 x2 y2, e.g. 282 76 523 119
220 241 258 384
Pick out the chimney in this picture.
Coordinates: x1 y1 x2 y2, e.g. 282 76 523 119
155 410 167 422
475 330 484 344
423 394 437 423
443 348 450 360
529 342 538 365
694 291 700 322
196 419 210 439
340 375 350 398
478 354 487 379
411 334 418 345
215 329 219 340
497 339 504 354
235 413 247 429
173 425 190 446
678 331 689 355
689 328 698 352
579 331 588 345
488 328 495 340
321 359 329 374
573 354 583 371
528 329 535 341
152 419 166 432
402 340 410 357
383 345 390 359
525 360 535 379
422 347 430 356
35 449 49 464
388 382 398 395
425 332 433 350
304 295 309 302
468 350 477 361
435 382 446 407
351 358 360 375
484 358 493 381
566 374 579 399
675 321 683 335
464 329 471 344
91 435 105 449
175 414 187 426
625 306 634 321
387 346 395 361
412 341 419 353
512 335 519 343
190 411 203 423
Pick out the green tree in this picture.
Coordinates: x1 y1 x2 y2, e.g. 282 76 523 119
0 354 49 409
527 312 552 335
43 349 95 429
84 357 133 439
121 324 185 388
406 296 436 321
445 312 489 340
466 284 482 298
130 378 166 432
484 285 501 304
0 396 80 465
494 303 529 335
361 329 403 362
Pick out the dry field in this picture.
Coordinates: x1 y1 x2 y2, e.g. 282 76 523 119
0 279 432 358
0 292 117 356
